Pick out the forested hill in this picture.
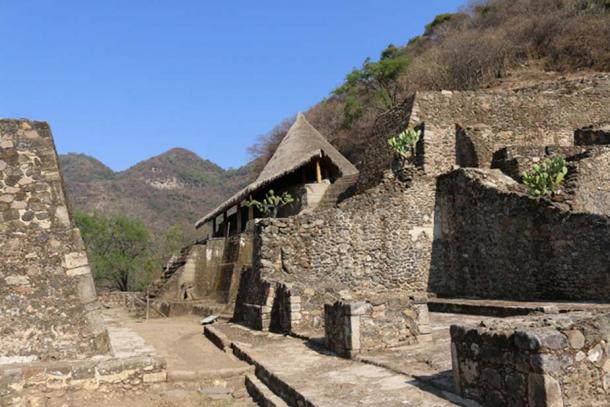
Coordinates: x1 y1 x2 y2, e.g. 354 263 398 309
60 149 256 235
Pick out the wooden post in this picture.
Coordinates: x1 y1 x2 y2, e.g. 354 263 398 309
212 218 216 237
248 195 254 221
222 211 228 237
146 288 150 321
236 203 242 233
315 158 322 183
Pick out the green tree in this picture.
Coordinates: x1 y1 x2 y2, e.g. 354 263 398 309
334 44 410 125
75 211 154 291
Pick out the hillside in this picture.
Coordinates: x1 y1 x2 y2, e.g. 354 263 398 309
253 0 610 172
60 149 256 235
62 0 610 236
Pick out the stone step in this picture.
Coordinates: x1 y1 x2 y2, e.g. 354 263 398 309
316 174 359 210
245 374 289 407
233 343 316 407
167 366 253 382
206 321 464 406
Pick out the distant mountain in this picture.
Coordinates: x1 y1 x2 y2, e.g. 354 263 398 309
59 149 257 235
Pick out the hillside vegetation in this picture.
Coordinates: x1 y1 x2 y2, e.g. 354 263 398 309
252 0 610 170
60 149 256 237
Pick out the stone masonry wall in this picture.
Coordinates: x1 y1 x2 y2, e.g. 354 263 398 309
0 119 110 363
355 95 415 192
492 145 610 216
570 148 610 216
432 168 610 301
324 297 430 357
234 171 436 336
411 90 610 176
491 145 588 182
451 312 610 406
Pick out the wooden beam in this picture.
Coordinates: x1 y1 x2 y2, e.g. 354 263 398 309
315 158 322 183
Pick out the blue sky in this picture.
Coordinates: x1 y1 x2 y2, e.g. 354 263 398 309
0 1 463 171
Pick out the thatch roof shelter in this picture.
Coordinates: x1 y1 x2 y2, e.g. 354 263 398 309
195 113 358 229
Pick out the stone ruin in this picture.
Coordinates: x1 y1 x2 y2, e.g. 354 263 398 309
198 88 610 404
451 311 610 406
0 120 165 404
3 83 610 405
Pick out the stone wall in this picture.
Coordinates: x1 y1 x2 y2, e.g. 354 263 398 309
411 90 610 175
491 145 588 182
451 312 610 406
156 233 252 306
432 168 610 301
324 296 430 357
1 354 166 404
570 148 610 216
491 145 610 216
0 119 109 363
355 96 415 192
233 170 436 337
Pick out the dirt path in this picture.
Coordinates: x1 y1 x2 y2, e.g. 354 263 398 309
43 309 255 407
116 310 246 374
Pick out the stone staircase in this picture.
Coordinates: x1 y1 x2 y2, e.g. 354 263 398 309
203 321 471 407
315 173 359 210
147 244 193 300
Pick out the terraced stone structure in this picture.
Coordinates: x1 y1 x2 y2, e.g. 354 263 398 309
0 119 166 403
233 171 436 349
356 89 610 191
433 167 610 301
0 119 109 362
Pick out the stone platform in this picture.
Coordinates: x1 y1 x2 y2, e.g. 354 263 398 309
204 313 491 406
1 310 167 405
428 297 610 317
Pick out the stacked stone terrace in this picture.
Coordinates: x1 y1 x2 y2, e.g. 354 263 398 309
0 119 108 361
0 120 165 403
230 88 610 359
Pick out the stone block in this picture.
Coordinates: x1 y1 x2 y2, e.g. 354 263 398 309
64 252 89 270
565 330 585 350
66 266 92 277
515 330 541 351
538 331 568 350
77 274 98 304
528 373 564 407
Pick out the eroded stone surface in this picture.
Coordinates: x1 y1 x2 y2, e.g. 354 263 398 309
451 311 610 406
0 119 109 362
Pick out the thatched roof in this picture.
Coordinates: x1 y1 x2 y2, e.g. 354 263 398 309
195 113 358 228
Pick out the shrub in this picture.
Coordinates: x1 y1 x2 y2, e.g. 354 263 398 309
521 156 568 197
246 189 294 218
388 127 421 159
